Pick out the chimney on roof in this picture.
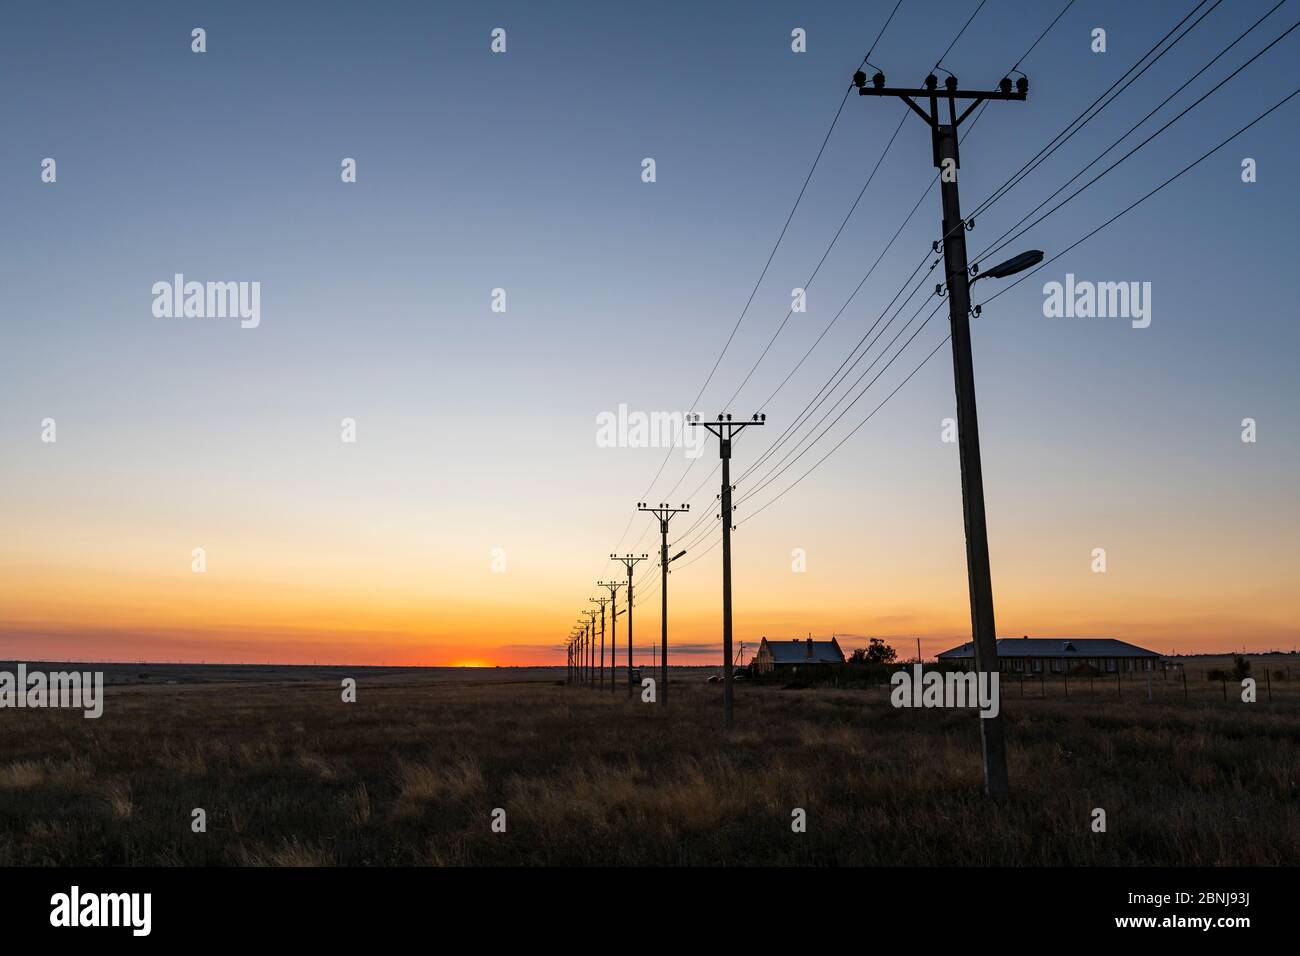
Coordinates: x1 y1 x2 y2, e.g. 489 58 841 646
806 636 813 660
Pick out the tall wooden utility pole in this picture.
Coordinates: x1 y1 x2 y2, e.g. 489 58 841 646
690 413 766 729
853 68 1028 797
637 502 689 706
589 596 610 689
577 618 591 686
610 554 648 696
597 579 626 693
584 611 598 688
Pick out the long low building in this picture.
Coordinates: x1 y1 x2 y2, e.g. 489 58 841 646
936 637 1159 674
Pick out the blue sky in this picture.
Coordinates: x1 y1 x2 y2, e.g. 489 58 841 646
2 0 1297 662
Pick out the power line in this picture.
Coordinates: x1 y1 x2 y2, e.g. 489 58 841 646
593 1 1074 635
719 111 911 410
973 9 1298 267
737 250 937 485
608 0 909 558
727 0 1240 509
960 0 1223 229
725 1 1082 485
626 0 1071 586
650 1 1012 533
736 84 1300 530
737 294 945 506
722 1 1248 530
975 84 1300 310
933 0 990 69
739 327 951 527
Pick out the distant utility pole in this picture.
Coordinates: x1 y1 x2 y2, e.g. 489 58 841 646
582 618 591 686
610 553 648 697
598 579 626 694
577 619 590 686
853 68 1029 798
584 611 599 688
637 502 689 706
690 413 766 729
589 596 610 689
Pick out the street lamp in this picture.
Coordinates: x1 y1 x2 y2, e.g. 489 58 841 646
970 249 1043 284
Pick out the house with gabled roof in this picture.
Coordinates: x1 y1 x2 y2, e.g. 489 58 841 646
753 636 845 674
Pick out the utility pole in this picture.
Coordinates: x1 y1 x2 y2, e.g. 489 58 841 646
584 611 598 688
582 618 590 686
689 413 766 729
589 596 610 689
598 580 625 693
610 554 648 697
577 619 590 686
853 68 1028 798
637 502 689 706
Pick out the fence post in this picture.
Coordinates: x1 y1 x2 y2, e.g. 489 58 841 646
1266 666 1272 703
1182 670 1187 702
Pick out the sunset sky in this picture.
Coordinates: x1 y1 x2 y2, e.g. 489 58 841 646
2 0 1297 665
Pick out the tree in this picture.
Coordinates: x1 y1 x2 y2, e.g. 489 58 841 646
847 639 897 668
859 638 896 665
866 638 897 664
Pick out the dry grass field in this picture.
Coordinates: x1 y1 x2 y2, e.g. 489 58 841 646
1 661 1298 866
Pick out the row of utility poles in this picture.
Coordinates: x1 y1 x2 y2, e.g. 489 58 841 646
564 414 765 728
564 66 1046 797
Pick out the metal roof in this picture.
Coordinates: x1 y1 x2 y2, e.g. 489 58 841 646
936 638 1159 659
762 638 844 664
